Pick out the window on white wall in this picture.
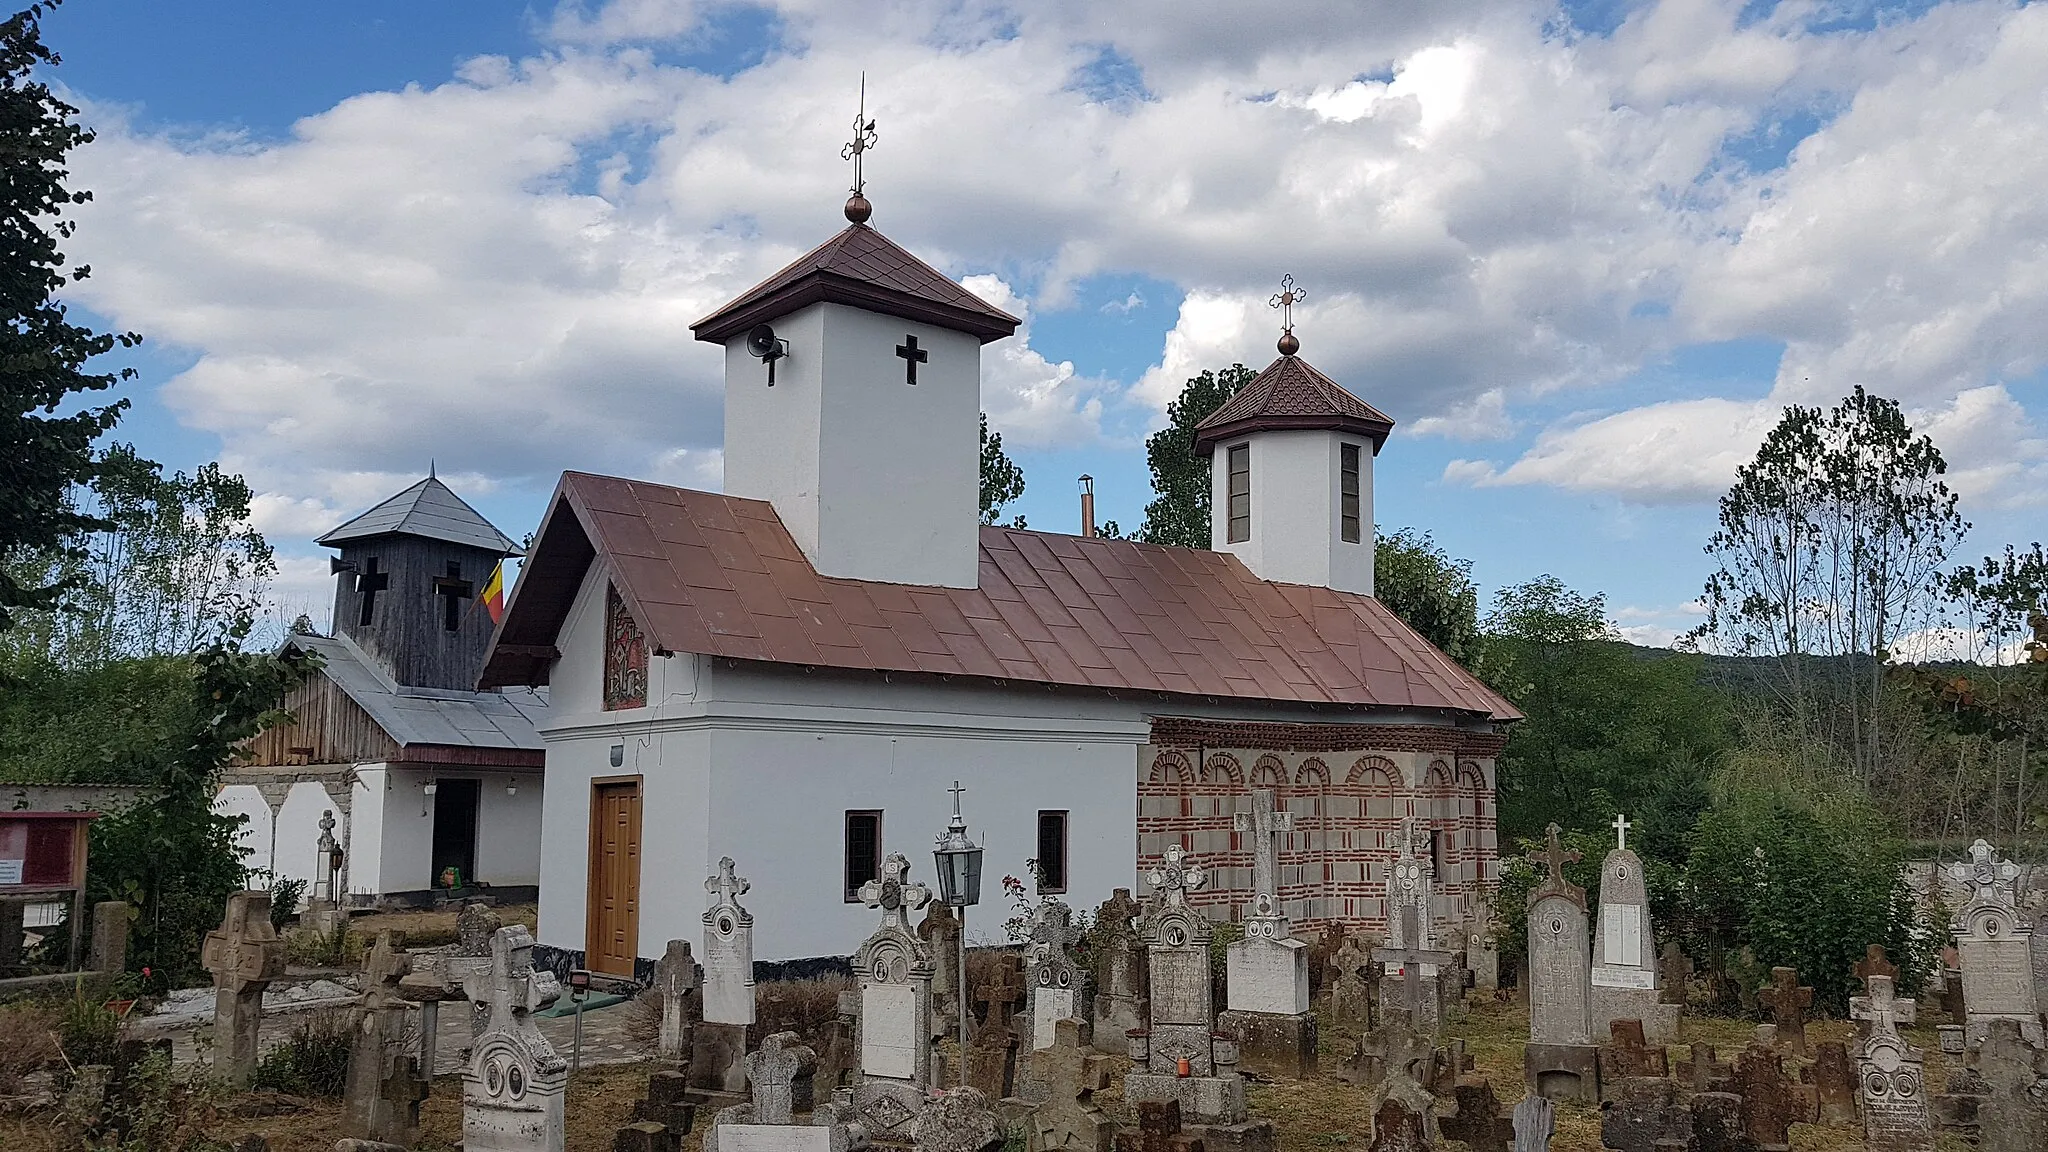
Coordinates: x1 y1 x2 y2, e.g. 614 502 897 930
1037 811 1068 893
1340 443 1362 543
844 810 882 902
1227 444 1251 543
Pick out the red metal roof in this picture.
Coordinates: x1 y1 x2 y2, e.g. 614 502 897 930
1193 353 1395 455
481 474 1518 721
691 223 1020 345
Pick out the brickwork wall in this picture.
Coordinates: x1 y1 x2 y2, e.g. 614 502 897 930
1137 718 1501 936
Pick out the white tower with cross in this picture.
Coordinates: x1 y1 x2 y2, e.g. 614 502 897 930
691 102 1019 589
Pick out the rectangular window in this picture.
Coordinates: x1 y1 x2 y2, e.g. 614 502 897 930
844 810 882 902
1340 443 1362 543
1226 444 1251 543
1036 811 1069 893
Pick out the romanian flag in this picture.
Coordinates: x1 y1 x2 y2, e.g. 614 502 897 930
481 562 507 625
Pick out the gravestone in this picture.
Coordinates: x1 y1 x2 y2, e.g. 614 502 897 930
1598 1075 1687 1152
845 852 935 1142
1947 839 2043 1045
1590 816 1676 1043
89 901 130 974
1677 1044 1731 1094
1442 1075 1514 1152
200 890 287 1088
1337 1012 1431 1090
1596 1018 1668 1089
1804 1040 1857 1126
1521 825 1597 1103
1855 944 1901 987
1123 844 1274 1149
693 857 757 1107
1758 967 1814 1056
654 940 702 1066
461 925 567 1152
627 1069 696 1144
911 1087 1003 1152
966 958 1023 1102
1090 888 1146 1051
457 901 503 1038
1024 1017 1116 1152
1218 788 1315 1079
1328 930 1378 1033
1510 1096 1554 1152
1975 1018 2048 1152
1378 819 1444 1032
1687 1093 1746 1152
343 933 427 1147
1656 942 1690 1008
1466 894 1501 992
1027 900 1085 1053
1366 1096 1430 1152
1732 1039 1798 1152
1373 906 1454 1038
919 900 962 1044
704 1033 868 1152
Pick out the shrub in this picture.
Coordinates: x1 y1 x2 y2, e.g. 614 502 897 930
251 1010 351 1096
59 978 123 1068
267 875 306 929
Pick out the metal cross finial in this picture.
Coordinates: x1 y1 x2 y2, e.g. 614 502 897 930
842 73 879 196
1612 813 1631 852
947 780 966 817
1269 274 1306 354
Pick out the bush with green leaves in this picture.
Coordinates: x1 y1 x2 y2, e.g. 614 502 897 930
251 1011 352 1097
267 874 307 929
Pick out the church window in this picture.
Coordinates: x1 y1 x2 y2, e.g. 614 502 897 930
1340 443 1362 543
844 810 882 901
1226 444 1250 543
1036 811 1068 893
603 584 648 710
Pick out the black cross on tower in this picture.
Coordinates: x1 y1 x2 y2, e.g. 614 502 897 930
895 334 928 385
354 557 390 627
433 561 474 632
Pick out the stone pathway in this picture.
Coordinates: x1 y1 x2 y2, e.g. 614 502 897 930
152 994 645 1076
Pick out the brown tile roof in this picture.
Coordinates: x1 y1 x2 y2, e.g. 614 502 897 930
480 473 1519 721
1193 353 1395 455
691 223 1020 345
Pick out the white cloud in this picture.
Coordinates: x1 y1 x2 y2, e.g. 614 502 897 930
53 0 2048 538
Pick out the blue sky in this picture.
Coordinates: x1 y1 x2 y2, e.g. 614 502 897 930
42 0 2048 645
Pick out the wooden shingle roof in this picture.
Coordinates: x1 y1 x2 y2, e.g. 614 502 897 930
480 472 1518 721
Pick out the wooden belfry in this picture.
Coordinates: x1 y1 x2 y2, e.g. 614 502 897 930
319 475 522 690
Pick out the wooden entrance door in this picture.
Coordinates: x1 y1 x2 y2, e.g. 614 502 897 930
585 778 643 976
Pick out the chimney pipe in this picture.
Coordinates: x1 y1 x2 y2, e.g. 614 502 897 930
1078 475 1096 538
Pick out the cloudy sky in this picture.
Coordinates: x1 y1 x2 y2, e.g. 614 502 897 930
44 0 2048 646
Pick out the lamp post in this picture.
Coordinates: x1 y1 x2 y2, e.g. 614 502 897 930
932 780 984 1084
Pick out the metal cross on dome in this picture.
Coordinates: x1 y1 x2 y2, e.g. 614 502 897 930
842 73 879 196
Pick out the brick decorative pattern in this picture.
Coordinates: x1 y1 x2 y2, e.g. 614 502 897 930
1149 716 1510 759
1138 723 1500 935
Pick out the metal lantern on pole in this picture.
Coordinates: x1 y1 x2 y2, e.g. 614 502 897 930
932 780 983 1081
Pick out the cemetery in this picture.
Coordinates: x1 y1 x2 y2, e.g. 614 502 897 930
3 4 2048 1152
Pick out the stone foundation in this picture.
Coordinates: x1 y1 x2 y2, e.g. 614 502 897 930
1188 1119 1279 1152
1124 1071 1248 1125
1523 1043 1600 1104
1217 1009 1317 1080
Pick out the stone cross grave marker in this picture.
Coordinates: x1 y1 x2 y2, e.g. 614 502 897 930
343 932 426 1147
1511 1096 1555 1152
1227 787 1309 1019
1524 825 1591 1047
1658 941 1691 1007
1374 903 1456 1035
460 925 566 1152
1805 1040 1857 1127
1136 843 1214 1077
1855 944 1901 988
201 890 286 1088
1027 1017 1115 1152
703 856 757 1026
457 901 503 1039
1591 815 1674 1042
1758 967 1814 1056
1732 1039 1799 1151
918 899 962 1042
1384 817 1433 953
1975 1018 2048 1152
743 1031 816 1125
654 939 701 1065
910 1085 1003 1152
1946 839 2043 1044
1329 929 1377 1032
1113 1101 1200 1152
1029 899 1085 1052
1090 887 1145 1048
847 852 935 1142
964 955 1024 1101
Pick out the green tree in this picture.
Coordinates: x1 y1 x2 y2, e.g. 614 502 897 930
1488 576 1730 847
0 2 143 631
979 413 1026 527
1694 388 1968 781
1372 528 1483 666
1134 364 1254 548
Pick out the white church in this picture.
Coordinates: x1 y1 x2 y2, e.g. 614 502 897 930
480 189 1517 975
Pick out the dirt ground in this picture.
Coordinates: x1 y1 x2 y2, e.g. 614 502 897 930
0 992 1974 1151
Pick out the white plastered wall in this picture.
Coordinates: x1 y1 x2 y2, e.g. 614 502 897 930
723 302 981 588
1208 429 1375 595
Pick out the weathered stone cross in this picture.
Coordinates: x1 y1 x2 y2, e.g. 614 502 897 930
1233 787 1293 915
743 1031 816 1125
1853 944 1900 991
1147 843 1206 910
1850 973 1916 1043
706 855 750 910
1529 822 1582 895
1947 837 2021 906
858 852 930 932
1759 966 1815 1055
1372 903 1455 1032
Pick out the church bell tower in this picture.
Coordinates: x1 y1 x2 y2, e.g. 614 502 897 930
689 114 1017 589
